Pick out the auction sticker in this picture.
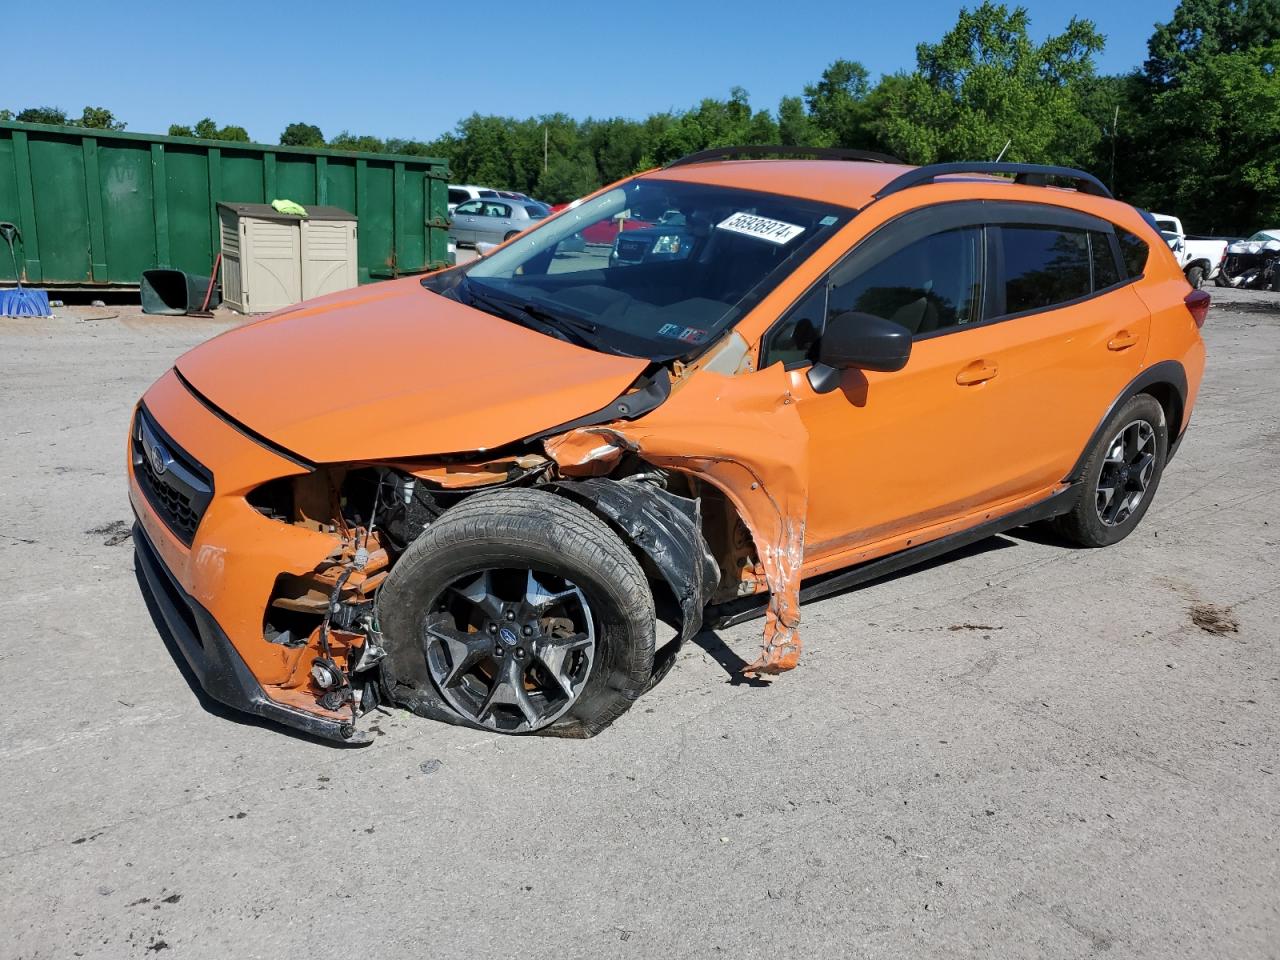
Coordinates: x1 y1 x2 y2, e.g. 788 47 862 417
716 212 805 245
657 323 709 344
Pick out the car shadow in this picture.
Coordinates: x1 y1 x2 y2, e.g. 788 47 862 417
688 629 773 687
133 563 361 749
689 533 1023 683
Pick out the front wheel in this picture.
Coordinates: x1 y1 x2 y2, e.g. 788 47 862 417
1052 393 1169 548
504 230 520 242
1186 264 1205 289
376 488 656 737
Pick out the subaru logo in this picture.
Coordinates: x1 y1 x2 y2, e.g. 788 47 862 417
146 437 171 476
498 627 519 647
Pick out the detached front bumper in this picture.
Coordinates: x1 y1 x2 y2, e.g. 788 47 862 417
133 522 366 744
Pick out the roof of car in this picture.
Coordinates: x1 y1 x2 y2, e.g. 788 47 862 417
644 158 1119 211
644 159 918 208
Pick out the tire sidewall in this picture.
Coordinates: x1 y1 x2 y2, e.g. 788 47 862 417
378 492 655 736
1077 394 1169 546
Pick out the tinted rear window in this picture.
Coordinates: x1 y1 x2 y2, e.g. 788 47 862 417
448 189 469 205
1090 231 1122 289
1117 230 1150 277
524 204 548 219
999 226 1091 315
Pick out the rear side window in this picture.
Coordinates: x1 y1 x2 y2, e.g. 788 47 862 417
1090 231 1122 289
997 226 1091 315
828 226 983 335
1117 230 1149 277
524 204 547 219
448 188 469 205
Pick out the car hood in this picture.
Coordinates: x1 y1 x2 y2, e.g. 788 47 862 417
175 278 649 463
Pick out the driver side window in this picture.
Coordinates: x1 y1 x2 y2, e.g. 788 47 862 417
828 226 982 335
762 211 985 369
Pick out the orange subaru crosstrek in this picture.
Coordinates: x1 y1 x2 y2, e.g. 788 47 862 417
130 148 1207 744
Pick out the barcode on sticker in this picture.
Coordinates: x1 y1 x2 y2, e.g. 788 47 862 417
716 212 806 244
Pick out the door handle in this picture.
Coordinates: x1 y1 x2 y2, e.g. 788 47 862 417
1108 330 1140 351
956 359 998 385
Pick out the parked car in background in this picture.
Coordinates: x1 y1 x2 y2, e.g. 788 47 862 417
449 185 546 214
448 184 487 213
609 210 695 265
449 198 549 246
1216 229 1280 290
550 202 655 246
1151 213 1232 288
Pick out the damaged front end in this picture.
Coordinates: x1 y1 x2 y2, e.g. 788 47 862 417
135 339 813 744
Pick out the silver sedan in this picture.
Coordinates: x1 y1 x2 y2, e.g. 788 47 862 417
449 199 549 246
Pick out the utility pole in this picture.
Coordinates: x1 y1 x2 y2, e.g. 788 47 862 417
1110 104 1119 194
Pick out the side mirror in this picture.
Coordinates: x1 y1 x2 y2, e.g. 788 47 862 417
807 311 912 394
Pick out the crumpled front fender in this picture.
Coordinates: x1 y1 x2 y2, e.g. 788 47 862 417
546 364 811 676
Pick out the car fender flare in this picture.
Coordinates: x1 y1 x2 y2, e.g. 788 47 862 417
1066 360 1188 483
549 477 720 688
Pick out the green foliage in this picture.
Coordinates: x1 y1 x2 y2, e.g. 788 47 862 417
16 106 69 125
4 0 1275 232
803 60 870 148
1130 43 1280 231
169 118 250 142
280 122 324 147
9 105 123 129
77 106 125 130
871 3 1105 165
1144 0 1280 86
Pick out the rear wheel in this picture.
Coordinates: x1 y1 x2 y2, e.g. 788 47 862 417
504 230 520 242
1186 264 1205 289
377 489 656 737
1052 394 1168 548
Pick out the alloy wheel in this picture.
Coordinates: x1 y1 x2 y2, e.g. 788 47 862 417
1095 419 1157 527
423 568 595 733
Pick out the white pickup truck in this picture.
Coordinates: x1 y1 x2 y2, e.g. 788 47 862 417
1152 214 1231 288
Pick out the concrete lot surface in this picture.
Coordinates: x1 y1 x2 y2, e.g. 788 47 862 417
0 288 1276 959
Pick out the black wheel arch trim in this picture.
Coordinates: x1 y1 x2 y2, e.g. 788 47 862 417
1066 360 1188 482
549 477 720 689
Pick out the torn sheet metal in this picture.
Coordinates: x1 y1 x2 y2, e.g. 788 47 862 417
546 364 810 675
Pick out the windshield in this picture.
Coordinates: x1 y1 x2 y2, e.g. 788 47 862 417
424 178 851 360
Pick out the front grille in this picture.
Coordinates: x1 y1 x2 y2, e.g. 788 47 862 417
131 406 214 546
614 237 649 263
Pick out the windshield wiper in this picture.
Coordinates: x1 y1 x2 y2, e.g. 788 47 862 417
462 279 630 355
461 281 576 345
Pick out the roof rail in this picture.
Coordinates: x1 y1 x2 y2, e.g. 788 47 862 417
874 162 1113 200
665 145 903 168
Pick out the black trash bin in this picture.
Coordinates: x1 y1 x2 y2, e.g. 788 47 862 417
140 269 220 315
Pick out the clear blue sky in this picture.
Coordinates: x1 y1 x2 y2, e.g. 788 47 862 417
9 0 1177 144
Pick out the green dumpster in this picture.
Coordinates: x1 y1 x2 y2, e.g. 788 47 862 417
0 120 451 289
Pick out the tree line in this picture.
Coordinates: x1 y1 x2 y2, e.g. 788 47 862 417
5 1 1277 234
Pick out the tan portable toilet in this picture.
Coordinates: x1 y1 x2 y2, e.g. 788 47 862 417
218 203 358 313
